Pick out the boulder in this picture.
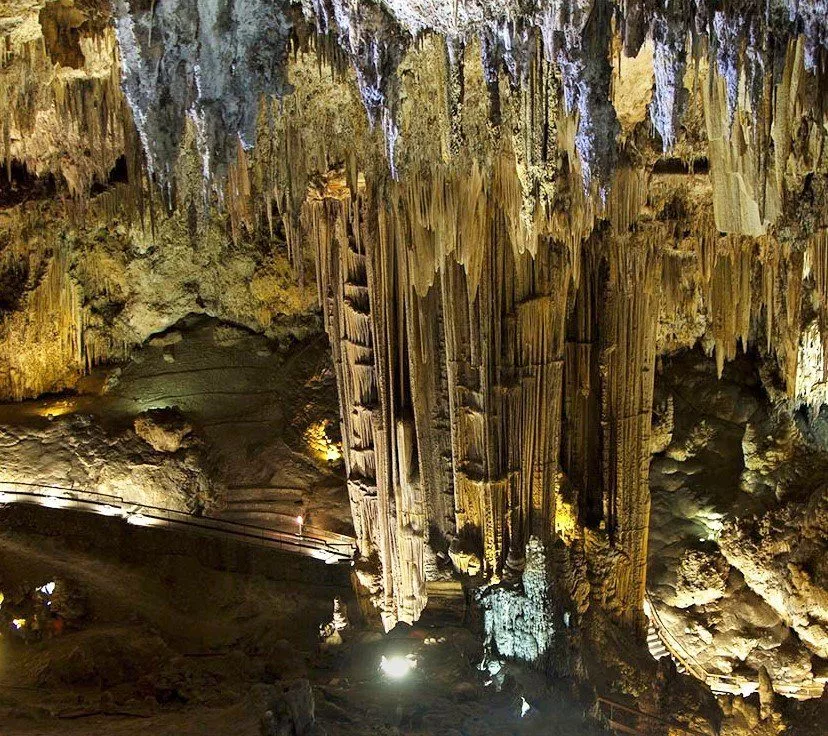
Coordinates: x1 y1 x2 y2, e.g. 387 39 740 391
134 408 192 453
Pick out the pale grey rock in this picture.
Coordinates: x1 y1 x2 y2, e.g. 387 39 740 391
480 537 556 663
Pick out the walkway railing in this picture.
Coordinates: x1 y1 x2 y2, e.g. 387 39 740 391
0 479 356 564
596 696 710 736
644 593 825 700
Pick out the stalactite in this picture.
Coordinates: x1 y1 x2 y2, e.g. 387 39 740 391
598 234 661 635
0 232 82 399
1 29 127 197
760 238 805 397
308 0 410 177
810 229 828 380
709 237 754 377
548 0 620 190
650 0 689 150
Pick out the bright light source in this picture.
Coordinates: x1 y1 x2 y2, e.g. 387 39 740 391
41 496 70 509
126 513 156 527
98 504 123 517
380 654 416 679
739 682 759 697
11 618 26 630
520 696 531 718
38 582 56 596
296 515 304 526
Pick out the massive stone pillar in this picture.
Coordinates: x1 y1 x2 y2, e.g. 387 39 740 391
310 178 429 628
598 237 661 635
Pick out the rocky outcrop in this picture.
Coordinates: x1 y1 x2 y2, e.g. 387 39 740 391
648 352 828 697
260 679 322 736
719 486 828 660
5 0 828 678
0 414 215 513
134 407 193 453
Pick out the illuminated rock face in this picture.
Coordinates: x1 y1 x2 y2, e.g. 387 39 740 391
648 352 828 696
5 0 828 658
480 537 557 663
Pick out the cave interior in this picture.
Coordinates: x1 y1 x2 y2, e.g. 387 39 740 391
1 0 828 734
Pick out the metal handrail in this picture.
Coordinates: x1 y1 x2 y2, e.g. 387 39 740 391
596 696 711 736
0 479 356 563
644 593 825 699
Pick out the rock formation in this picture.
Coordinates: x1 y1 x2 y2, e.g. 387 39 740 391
4 0 828 719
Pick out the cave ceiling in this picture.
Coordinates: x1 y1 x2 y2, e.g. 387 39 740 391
1 0 828 702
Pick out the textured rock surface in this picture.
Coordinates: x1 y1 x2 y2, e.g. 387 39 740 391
648 351 828 696
0 315 352 531
0 413 215 512
134 407 192 453
480 538 557 663
5 2 828 724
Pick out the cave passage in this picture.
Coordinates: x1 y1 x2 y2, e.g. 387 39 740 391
3 0 828 733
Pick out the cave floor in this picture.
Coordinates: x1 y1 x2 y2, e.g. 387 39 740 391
0 505 605 736
0 314 353 537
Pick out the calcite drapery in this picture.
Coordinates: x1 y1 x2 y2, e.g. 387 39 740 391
301 161 668 631
6 0 828 643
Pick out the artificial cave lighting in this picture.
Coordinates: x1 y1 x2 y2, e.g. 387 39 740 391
303 420 342 464
379 654 417 680
520 697 531 718
39 496 72 510
125 512 157 527
36 400 76 419
1 0 828 733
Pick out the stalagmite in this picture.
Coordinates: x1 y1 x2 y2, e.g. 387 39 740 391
6 0 828 661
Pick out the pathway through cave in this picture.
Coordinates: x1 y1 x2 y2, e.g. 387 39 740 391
0 314 353 537
647 349 828 696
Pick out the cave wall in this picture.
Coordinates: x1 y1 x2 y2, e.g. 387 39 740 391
3 0 828 641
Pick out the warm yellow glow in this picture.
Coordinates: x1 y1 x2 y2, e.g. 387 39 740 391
36 399 76 419
303 420 342 464
0 591 4 608
11 618 26 630
554 493 577 542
